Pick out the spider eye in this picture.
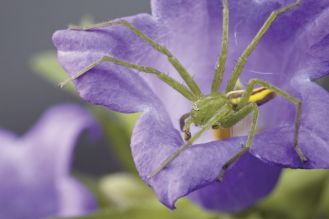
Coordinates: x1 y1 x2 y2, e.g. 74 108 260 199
192 104 200 111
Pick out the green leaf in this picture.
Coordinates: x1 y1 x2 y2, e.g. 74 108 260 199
53 173 219 219
314 174 329 218
98 173 156 207
92 108 139 172
255 169 329 219
51 170 329 219
62 204 219 219
54 200 219 219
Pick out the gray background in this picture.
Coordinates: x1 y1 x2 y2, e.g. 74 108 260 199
0 0 150 175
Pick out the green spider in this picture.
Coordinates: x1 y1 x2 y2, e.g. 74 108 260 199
60 0 307 181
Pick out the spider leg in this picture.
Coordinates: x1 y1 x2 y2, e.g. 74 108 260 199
211 0 229 92
183 118 193 141
239 79 307 162
69 20 203 97
226 0 303 92
179 113 191 131
179 113 195 141
147 104 232 179
217 103 259 181
59 55 196 101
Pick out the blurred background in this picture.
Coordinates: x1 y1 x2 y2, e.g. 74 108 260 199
0 0 150 176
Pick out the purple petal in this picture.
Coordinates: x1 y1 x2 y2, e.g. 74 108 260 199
251 75 329 168
151 0 221 92
53 14 162 113
147 1 329 128
147 1 223 128
57 177 96 216
151 0 329 87
22 104 98 177
151 0 328 40
189 153 281 212
231 1 328 88
0 104 97 218
292 6 329 80
246 7 329 169
0 129 17 145
52 0 329 212
229 0 329 41
131 105 281 210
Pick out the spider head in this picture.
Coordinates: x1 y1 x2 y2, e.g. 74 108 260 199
191 93 228 126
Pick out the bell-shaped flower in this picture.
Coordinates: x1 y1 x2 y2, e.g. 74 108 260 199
0 104 97 218
53 0 329 212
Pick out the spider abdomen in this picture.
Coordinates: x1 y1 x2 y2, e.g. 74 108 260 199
228 87 276 107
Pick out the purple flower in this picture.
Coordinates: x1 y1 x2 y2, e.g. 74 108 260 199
0 104 97 218
53 0 329 212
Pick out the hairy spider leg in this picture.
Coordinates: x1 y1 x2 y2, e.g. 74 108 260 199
59 56 197 101
211 0 229 92
69 20 203 97
226 0 303 92
147 104 232 179
217 103 259 181
238 79 307 162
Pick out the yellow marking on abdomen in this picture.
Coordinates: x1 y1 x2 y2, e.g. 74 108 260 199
229 87 276 106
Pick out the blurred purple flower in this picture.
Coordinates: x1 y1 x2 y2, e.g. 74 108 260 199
53 0 329 212
0 104 97 219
